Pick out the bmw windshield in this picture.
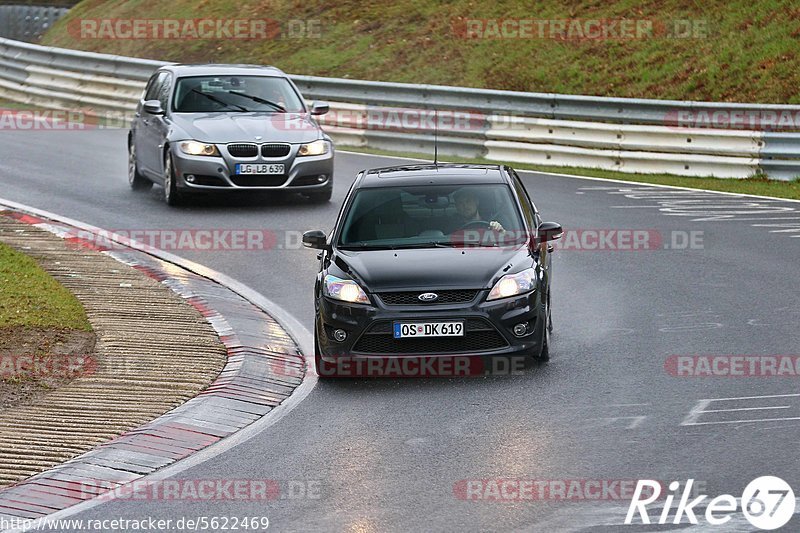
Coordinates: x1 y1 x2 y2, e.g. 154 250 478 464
338 184 528 249
172 75 305 113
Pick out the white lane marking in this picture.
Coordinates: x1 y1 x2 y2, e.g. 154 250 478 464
575 183 800 236
685 417 800 427
702 406 791 413
584 416 647 429
682 394 800 427
702 393 800 401
0 196 317 532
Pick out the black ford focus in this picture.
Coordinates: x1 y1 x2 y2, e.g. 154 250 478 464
303 163 563 377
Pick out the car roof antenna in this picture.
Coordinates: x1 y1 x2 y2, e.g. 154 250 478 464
433 108 439 166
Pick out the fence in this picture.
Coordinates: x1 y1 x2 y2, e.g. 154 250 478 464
0 35 798 179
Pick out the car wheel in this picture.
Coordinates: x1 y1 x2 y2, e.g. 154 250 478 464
163 153 184 206
304 188 332 203
128 142 152 191
537 297 551 362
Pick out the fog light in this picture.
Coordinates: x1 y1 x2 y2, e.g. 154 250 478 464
317 174 327 182
513 323 528 337
333 329 347 342
186 175 196 183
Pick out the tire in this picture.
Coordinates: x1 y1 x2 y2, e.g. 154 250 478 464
537 295 551 362
163 152 184 206
304 187 332 203
314 330 333 380
128 142 152 191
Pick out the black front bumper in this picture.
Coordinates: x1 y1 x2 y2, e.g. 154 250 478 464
315 288 546 361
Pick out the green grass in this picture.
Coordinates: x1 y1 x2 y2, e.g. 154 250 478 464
42 0 800 103
0 99 37 110
0 242 92 330
338 145 800 200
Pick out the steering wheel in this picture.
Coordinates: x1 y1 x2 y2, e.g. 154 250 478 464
459 220 491 230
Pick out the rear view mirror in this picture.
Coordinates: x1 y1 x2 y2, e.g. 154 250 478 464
538 221 563 242
310 101 330 116
303 230 328 249
143 100 164 115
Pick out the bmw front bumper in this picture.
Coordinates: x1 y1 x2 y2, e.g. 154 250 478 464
170 141 334 191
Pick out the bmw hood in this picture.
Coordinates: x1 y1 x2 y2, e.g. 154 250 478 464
169 112 323 144
334 245 533 293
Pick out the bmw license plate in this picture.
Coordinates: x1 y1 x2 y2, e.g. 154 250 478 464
236 163 284 175
393 322 464 338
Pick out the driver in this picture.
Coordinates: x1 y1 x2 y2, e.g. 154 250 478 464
452 189 505 233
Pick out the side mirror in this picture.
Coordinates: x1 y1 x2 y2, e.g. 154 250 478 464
143 100 165 115
303 230 328 249
310 101 329 116
538 221 563 243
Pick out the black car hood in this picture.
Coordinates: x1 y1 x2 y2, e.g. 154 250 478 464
334 245 533 292
168 112 322 144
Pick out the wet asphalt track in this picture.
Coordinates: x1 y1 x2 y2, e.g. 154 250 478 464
1 129 799 531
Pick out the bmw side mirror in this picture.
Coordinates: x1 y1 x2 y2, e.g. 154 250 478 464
303 230 328 249
310 101 329 116
143 100 165 115
538 221 563 242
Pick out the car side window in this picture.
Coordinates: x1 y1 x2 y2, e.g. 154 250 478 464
156 73 172 110
510 170 536 228
144 72 166 101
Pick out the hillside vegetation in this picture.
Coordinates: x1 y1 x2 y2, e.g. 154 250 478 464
42 0 800 103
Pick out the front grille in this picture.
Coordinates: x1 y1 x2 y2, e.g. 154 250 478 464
230 174 287 187
228 143 258 157
378 290 480 306
352 318 508 355
261 143 291 157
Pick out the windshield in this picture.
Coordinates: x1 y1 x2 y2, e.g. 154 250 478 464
172 75 305 113
338 184 527 249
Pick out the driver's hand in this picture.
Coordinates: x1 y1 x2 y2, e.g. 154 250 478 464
489 221 505 233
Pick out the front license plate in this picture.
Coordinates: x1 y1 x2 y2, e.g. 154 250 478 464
393 322 464 338
236 163 284 175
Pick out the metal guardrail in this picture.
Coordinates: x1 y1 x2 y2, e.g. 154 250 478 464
0 36 797 180
0 5 69 42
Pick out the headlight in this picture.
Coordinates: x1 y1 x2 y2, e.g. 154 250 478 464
297 140 329 157
487 268 537 301
323 274 370 304
179 141 220 156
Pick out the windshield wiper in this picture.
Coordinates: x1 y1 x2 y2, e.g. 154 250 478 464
189 89 248 112
228 91 286 112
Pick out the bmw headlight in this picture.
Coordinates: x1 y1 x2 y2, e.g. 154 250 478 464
297 139 329 157
487 268 537 301
179 141 220 156
323 274 370 304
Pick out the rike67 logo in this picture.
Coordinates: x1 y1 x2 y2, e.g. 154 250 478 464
625 477 795 530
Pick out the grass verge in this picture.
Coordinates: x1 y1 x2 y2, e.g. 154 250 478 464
0 240 94 409
0 242 92 330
